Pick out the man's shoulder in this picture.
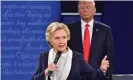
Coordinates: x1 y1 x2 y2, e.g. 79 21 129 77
67 20 81 27
71 20 81 24
94 21 110 29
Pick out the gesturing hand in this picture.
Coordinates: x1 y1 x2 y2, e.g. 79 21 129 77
100 55 109 73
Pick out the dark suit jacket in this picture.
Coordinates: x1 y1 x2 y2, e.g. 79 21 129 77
32 51 105 80
67 20 114 80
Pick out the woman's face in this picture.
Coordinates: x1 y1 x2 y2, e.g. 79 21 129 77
50 29 68 53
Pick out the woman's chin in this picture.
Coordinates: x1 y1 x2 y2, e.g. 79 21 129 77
58 48 67 53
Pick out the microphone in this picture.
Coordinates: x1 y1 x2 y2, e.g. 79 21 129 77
48 51 62 76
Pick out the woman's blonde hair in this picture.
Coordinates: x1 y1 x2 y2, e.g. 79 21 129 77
46 22 70 43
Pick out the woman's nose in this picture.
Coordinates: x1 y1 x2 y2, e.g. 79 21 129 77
60 38 64 43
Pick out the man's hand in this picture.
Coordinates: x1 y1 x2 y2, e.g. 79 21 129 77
100 55 109 73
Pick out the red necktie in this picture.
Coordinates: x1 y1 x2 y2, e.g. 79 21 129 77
83 24 90 63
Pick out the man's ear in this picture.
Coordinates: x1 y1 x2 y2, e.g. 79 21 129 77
94 7 96 14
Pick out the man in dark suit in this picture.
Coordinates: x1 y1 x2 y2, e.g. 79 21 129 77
32 22 110 80
68 1 114 80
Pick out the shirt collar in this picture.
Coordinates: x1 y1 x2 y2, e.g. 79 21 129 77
81 18 94 28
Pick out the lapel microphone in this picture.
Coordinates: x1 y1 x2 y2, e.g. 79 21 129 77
48 51 62 76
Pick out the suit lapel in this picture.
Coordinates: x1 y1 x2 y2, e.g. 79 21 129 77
91 21 99 45
42 53 48 70
89 21 99 62
67 51 76 80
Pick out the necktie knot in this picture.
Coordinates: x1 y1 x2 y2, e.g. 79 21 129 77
85 24 89 27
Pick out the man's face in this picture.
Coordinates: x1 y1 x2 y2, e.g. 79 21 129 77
78 1 96 21
51 29 68 52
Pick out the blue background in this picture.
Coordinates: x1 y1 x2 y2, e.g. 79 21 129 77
1 1 61 80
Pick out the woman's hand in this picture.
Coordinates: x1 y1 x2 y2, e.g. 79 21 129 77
45 63 57 76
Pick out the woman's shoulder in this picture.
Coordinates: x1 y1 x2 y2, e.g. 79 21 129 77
39 50 50 57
